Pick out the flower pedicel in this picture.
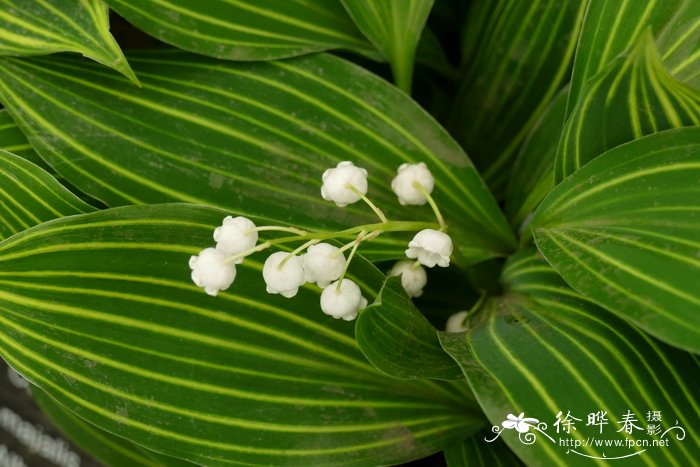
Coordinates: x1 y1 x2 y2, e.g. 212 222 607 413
189 161 453 320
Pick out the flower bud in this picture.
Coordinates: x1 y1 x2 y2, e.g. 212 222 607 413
406 229 452 267
445 311 468 333
321 161 368 207
391 162 435 205
262 251 306 298
213 216 257 261
189 248 236 296
320 279 367 321
302 243 346 287
388 260 427 297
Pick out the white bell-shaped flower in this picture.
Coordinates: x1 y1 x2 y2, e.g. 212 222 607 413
189 248 236 296
388 260 428 297
262 251 306 298
320 279 367 321
213 216 257 261
391 162 435 205
321 161 368 207
445 311 468 333
406 229 453 268
302 243 346 287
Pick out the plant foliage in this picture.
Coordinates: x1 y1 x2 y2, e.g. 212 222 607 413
0 1 698 466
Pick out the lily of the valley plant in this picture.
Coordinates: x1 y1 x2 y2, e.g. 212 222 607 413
0 1 698 466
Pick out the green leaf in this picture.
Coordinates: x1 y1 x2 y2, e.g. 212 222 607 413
355 276 463 380
0 0 136 83
105 0 374 61
447 0 587 194
443 429 522 467
555 32 700 183
341 0 434 92
440 249 700 466
34 389 194 467
506 87 567 231
0 150 94 240
0 203 483 466
0 112 105 207
567 0 700 114
0 108 37 164
533 128 700 353
0 52 516 264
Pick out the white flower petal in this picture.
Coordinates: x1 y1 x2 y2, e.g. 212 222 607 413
303 243 345 286
445 311 468 333
189 248 236 295
320 279 367 321
320 161 368 207
388 260 427 298
213 216 258 257
262 251 306 298
405 229 452 268
391 162 435 205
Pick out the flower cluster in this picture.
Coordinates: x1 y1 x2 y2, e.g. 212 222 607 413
189 161 453 321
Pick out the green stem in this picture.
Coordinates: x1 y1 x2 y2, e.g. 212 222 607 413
252 226 307 235
338 240 359 254
225 220 439 264
336 230 366 291
269 220 439 245
413 181 446 229
280 239 319 267
347 184 387 223
390 48 414 94
225 241 271 264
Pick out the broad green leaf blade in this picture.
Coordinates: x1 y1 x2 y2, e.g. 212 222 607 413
0 52 516 264
0 111 105 206
0 0 136 83
443 429 522 467
506 87 567 231
34 389 194 467
355 276 463 380
533 128 700 353
555 32 700 183
440 250 700 466
105 0 373 61
0 108 37 163
341 0 434 92
567 0 700 114
0 150 94 240
447 0 586 194
0 204 483 466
